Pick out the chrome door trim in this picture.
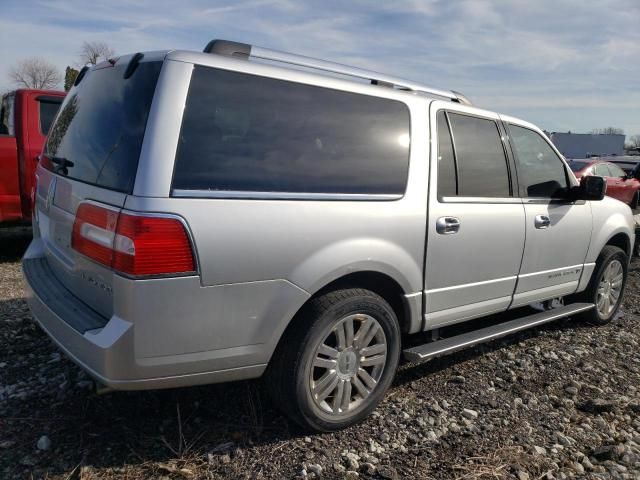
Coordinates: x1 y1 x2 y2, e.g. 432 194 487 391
171 189 403 201
518 264 583 279
439 196 521 204
425 275 518 294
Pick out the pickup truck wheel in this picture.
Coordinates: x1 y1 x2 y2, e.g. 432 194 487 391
266 288 401 432
574 245 628 325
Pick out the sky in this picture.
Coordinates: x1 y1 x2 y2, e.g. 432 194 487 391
1 0 638 138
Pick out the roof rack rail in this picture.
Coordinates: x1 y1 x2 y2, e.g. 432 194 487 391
203 39 472 106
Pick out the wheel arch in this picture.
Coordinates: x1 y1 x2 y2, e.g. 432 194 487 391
265 268 421 369
605 232 631 258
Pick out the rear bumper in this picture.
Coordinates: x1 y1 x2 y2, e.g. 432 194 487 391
21 240 308 390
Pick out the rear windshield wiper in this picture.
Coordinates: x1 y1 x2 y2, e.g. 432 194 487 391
49 156 74 175
50 156 74 168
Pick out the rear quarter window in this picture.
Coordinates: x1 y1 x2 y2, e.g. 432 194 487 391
38 98 63 135
172 66 411 196
0 93 15 136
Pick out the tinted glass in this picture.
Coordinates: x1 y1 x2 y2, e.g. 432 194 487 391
568 160 588 172
38 100 62 135
173 66 410 194
437 111 456 197
594 163 611 177
0 93 15 136
448 113 510 197
44 61 162 193
509 125 568 197
608 163 626 177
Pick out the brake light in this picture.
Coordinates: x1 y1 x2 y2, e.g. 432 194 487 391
112 213 195 275
71 202 196 277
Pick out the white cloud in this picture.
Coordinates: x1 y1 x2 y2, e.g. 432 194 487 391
0 0 638 134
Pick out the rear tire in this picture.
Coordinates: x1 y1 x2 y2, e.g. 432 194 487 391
265 288 401 432
572 245 628 325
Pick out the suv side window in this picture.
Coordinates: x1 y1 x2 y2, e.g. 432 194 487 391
508 124 568 198
447 113 511 197
173 66 411 195
436 111 456 197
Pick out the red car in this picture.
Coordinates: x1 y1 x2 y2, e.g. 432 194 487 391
568 158 640 208
0 89 65 224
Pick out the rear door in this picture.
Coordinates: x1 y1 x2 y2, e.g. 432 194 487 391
35 57 163 318
504 121 592 307
424 103 525 328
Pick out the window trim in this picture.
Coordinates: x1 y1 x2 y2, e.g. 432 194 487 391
171 189 402 201
504 122 572 200
435 110 457 199
436 109 515 202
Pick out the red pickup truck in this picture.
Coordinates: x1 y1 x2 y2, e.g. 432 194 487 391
0 89 65 224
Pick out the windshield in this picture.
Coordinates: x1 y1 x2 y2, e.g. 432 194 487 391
44 60 162 193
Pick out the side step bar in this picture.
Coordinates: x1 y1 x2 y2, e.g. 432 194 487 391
403 303 594 364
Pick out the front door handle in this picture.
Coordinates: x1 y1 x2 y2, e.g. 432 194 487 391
534 214 551 229
436 217 460 234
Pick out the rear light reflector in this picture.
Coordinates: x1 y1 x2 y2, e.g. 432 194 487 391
72 203 119 266
71 202 196 277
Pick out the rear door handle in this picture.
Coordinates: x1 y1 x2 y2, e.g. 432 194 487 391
534 215 551 229
436 217 460 234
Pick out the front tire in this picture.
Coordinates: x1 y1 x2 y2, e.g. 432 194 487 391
266 288 401 432
573 245 627 324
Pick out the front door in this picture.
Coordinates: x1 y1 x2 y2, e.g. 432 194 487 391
503 121 592 307
424 103 526 328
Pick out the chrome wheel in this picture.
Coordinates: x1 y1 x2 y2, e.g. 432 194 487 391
596 259 623 318
309 314 387 416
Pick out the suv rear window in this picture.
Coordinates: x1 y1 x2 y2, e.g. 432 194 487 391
44 60 162 193
172 66 411 195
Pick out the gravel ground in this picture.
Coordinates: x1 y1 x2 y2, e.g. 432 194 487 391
1 227 640 479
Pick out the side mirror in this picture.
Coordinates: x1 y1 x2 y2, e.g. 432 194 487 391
571 175 606 201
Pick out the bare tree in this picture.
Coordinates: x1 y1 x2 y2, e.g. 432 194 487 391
628 135 640 149
78 41 115 66
9 57 62 90
591 127 624 135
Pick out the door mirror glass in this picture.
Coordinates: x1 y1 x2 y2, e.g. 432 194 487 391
573 175 606 201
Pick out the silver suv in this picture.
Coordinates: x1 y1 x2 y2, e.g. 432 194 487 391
23 40 635 431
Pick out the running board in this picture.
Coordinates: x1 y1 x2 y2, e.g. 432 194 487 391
403 303 594 364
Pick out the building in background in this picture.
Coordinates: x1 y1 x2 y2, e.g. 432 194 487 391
547 132 625 159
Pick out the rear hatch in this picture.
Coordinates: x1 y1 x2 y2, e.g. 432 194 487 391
35 55 163 320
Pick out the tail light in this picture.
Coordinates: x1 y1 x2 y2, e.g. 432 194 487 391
72 202 196 277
